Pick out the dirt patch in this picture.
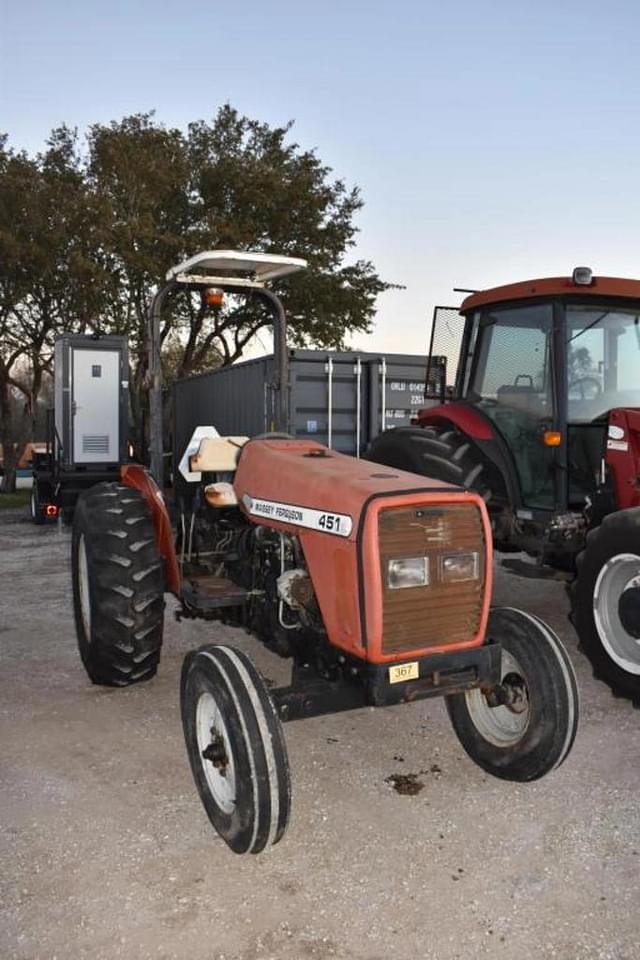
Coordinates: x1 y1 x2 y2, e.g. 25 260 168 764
385 772 425 795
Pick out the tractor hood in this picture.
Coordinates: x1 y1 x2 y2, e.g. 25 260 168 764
234 438 463 542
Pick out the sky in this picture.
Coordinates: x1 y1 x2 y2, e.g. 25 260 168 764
2 0 640 357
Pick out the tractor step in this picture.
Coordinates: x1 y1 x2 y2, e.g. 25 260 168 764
181 575 248 612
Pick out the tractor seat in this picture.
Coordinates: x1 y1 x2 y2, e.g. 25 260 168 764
496 384 544 415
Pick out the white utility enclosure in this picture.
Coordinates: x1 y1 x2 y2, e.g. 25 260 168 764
72 348 121 463
54 335 128 469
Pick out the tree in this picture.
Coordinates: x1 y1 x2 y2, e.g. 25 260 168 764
0 130 109 490
178 106 390 364
87 104 392 371
1 105 392 476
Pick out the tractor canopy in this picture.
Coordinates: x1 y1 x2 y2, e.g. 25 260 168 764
421 269 640 515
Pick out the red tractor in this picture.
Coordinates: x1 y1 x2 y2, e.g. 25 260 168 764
71 252 579 854
367 267 640 705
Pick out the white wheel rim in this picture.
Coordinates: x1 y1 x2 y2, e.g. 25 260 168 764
78 535 92 639
30 490 36 519
196 691 237 815
593 552 640 675
465 649 531 747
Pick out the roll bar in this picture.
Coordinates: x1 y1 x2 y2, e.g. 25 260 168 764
147 251 307 483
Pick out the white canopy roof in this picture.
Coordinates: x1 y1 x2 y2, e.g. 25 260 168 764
166 250 308 286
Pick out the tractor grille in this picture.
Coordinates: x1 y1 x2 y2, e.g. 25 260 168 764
378 503 486 655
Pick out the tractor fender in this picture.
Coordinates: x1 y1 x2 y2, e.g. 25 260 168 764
417 401 495 441
416 402 522 510
120 464 181 596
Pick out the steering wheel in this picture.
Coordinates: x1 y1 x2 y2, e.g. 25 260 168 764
568 376 602 401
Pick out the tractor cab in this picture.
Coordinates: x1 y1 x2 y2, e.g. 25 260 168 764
421 269 640 523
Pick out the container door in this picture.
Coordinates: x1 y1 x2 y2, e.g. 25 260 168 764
367 357 428 440
288 354 365 455
72 349 120 463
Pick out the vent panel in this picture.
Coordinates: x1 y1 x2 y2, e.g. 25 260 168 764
82 434 110 454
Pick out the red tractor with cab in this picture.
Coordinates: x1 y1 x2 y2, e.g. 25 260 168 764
367 267 640 705
71 252 579 854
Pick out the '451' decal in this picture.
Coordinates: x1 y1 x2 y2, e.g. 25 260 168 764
242 495 353 537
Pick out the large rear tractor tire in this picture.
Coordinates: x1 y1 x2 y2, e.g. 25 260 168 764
71 482 165 686
570 509 640 706
447 607 579 781
181 645 291 854
364 425 490 499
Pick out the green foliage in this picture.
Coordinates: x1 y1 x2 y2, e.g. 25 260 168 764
82 106 392 373
0 489 30 508
0 105 393 463
0 129 111 488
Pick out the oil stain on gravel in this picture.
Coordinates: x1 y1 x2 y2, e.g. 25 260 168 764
385 763 443 795
385 773 425 795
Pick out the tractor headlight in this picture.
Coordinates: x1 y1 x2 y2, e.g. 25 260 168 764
440 552 479 583
387 556 430 590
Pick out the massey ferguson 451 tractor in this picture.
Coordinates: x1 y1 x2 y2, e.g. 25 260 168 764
367 267 640 705
71 252 578 854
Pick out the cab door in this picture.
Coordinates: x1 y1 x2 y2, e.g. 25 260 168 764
468 303 556 510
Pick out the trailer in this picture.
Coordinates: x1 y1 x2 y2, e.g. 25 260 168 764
31 334 129 523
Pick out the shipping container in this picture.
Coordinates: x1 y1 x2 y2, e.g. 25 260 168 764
172 349 429 477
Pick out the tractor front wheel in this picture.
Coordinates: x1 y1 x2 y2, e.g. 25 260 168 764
571 509 640 706
447 607 579 781
71 482 165 686
181 645 291 854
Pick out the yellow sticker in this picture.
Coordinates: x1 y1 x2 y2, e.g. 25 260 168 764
388 661 419 684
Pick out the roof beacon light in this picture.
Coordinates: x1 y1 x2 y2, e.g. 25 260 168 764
572 266 593 286
203 287 224 308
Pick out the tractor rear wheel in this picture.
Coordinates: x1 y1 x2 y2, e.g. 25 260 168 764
71 482 165 686
570 509 640 706
364 425 490 498
447 607 579 781
181 645 291 854
30 482 45 525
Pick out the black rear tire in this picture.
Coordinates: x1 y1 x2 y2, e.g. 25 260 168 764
365 425 490 498
71 482 165 686
31 482 45 524
570 509 640 706
181 644 291 854
447 607 579 781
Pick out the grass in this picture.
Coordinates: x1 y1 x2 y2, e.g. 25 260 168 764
0 489 30 508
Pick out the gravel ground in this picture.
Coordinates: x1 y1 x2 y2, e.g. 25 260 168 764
1 506 639 960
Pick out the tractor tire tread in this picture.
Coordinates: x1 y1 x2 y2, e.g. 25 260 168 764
181 644 291 854
365 424 490 499
568 508 640 707
72 482 165 687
